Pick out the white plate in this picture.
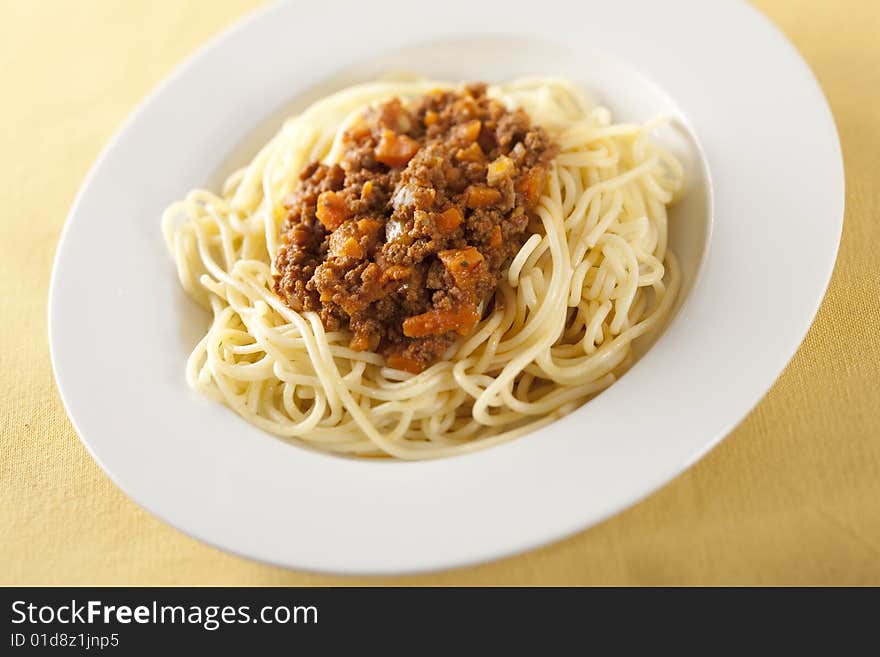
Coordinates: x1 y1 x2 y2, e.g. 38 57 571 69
49 0 843 574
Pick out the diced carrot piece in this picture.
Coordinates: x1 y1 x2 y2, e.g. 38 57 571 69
386 353 424 374
438 247 485 290
332 236 363 259
465 185 502 208
424 110 439 127
350 325 380 352
455 120 481 142
455 142 484 162
516 167 546 204
435 207 463 234
439 247 484 271
382 265 411 281
487 155 514 186
360 180 374 200
402 304 480 338
375 129 420 167
356 218 382 237
454 120 481 143
316 191 350 230
490 225 502 248
343 238 364 258
349 332 370 352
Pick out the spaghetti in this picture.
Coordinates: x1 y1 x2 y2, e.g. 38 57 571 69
162 77 685 459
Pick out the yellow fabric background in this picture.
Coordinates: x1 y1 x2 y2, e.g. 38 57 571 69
2 0 878 586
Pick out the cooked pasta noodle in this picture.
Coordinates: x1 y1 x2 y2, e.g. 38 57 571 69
162 77 684 459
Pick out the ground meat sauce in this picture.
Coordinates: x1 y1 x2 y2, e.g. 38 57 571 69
273 83 557 373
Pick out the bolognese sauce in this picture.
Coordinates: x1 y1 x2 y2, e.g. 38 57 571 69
273 83 556 373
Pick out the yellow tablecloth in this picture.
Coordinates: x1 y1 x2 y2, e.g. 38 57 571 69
2 0 878 586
